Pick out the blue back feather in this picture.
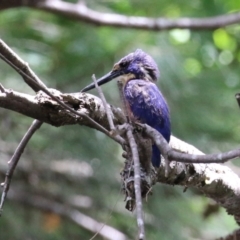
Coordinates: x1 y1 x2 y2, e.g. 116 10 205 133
124 80 171 167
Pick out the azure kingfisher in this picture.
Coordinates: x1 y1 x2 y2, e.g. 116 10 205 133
81 49 171 167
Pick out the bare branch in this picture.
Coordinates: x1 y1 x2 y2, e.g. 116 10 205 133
92 74 116 132
140 123 240 164
0 86 125 130
0 119 42 214
0 1 240 31
35 1 240 31
170 148 240 163
126 125 145 240
0 39 47 92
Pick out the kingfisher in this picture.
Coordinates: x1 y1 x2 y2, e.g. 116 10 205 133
81 49 171 167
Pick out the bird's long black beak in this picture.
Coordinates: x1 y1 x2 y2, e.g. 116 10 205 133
81 70 122 92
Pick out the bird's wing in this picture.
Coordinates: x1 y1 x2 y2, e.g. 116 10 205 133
124 80 169 127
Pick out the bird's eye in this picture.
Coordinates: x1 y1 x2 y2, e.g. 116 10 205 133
144 66 153 71
120 61 129 68
145 66 156 81
145 66 153 74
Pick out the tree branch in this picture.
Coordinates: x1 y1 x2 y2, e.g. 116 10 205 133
92 74 116 132
1 0 240 31
126 126 145 240
0 119 42 214
0 39 47 92
141 123 240 164
158 136 240 225
36 1 240 30
0 86 125 129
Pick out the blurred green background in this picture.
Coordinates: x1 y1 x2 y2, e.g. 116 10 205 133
0 0 240 239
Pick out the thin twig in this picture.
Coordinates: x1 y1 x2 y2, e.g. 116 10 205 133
0 83 5 92
140 123 240 164
235 93 240 108
92 74 126 146
92 74 115 131
126 125 145 240
0 119 42 215
170 148 240 163
138 123 171 158
164 157 170 177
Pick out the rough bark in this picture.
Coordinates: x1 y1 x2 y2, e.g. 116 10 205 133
0 88 125 129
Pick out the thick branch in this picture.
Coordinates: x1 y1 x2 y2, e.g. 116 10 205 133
1 0 240 31
0 87 125 129
159 136 240 225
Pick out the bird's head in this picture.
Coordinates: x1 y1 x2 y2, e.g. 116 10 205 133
81 49 160 92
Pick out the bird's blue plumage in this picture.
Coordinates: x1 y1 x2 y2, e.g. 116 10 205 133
124 80 170 167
